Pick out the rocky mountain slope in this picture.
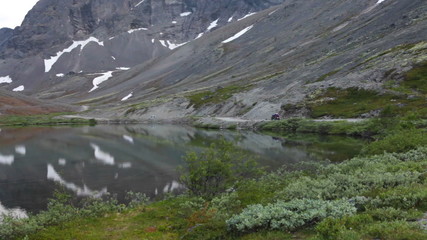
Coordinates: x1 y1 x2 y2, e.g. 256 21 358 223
0 0 426 120
0 0 285 94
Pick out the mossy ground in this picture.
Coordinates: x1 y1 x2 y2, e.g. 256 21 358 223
0 113 96 127
187 85 251 109
307 87 427 118
402 60 427 94
307 61 427 118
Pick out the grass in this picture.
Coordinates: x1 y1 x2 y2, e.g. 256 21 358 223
187 85 252 109
307 87 396 118
402 60 427 94
350 43 419 71
0 113 96 127
30 201 186 240
124 97 172 116
307 87 427 118
362 128 427 155
314 69 340 83
257 118 384 138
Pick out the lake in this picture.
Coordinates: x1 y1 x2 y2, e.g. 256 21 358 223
0 124 367 217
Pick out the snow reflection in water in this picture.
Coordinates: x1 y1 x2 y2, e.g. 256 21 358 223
0 153 14 165
90 143 115 165
47 164 107 197
0 202 27 220
15 145 26 155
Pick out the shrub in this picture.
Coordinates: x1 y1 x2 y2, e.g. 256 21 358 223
316 214 373 240
125 191 150 208
367 184 427 210
365 221 427 240
280 171 422 201
179 139 264 199
0 192 128 240
362 129 427 155
209 191 241 219
277 148 427 201
316 216 427 240
226 199 356 232
366 207 423 221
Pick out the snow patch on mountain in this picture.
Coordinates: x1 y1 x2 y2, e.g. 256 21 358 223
269 9 278 16
180 12 192 17
168 41 188 50
128 28 148 34
121 93 133 101
222 25 254 43
0 76 12 84
89 71 114 92
195 33 204 39
13 85 24 92
159 40 188 50
44 37 104 73
238 12 256 21
116 67 130 70
207 19 219 31
135 0 145 8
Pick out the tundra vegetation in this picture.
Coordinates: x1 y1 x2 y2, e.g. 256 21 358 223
0 113 96 127
1 62 426 239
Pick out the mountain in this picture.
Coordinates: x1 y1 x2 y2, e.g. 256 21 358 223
0 28 13 47
0 0 426 120
0 0 285 96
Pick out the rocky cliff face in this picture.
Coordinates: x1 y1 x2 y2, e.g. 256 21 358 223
0 0 285 58
0 28 13 47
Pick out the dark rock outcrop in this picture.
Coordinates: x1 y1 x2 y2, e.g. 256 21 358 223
0 28 13 47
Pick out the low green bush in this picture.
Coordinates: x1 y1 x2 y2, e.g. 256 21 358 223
366 207 423 221
365 220 427 240
226 199 356 232
258 118 387 137
362 129 427 155
0 194 125 240
316 216 427 240
316 214 373 240
367 184 427 210
276 148 427 201
209 192 242 219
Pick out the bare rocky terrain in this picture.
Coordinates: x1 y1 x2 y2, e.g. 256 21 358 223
0 0 426 121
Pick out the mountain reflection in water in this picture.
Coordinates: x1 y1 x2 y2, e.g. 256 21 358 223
0 124 366 214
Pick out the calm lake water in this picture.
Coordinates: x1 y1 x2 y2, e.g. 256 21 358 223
0 124 367 216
